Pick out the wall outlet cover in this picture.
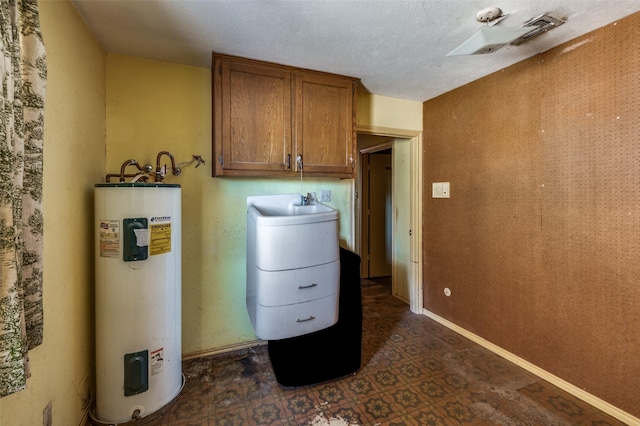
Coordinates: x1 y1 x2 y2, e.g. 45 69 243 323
432 182 450 198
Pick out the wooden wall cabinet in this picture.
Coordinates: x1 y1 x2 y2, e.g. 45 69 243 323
213 53 358 178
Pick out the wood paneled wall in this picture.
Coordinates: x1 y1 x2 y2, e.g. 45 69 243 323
423 12 640 416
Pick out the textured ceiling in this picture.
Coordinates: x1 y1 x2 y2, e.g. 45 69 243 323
71 1 640 102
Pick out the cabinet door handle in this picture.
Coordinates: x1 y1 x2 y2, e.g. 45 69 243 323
296 316 316 323
298 283 318 289
286 154 291 169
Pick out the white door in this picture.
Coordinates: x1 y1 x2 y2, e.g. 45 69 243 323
393 139 411 302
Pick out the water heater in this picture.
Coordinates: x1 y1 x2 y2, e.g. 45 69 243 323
94 183 182 423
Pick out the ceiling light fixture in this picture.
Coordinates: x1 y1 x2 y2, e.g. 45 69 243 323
447 7 566 56
447 26 536 56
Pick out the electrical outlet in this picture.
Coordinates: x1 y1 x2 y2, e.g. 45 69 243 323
320 190 331 202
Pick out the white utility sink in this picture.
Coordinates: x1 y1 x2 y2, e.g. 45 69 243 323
248 193 338 224
246 193 340 340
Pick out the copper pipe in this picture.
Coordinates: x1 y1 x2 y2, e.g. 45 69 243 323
105 159 152 182
155 151 181 182
119 159 139 182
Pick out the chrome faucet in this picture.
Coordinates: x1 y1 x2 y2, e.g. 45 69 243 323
301 192 315 206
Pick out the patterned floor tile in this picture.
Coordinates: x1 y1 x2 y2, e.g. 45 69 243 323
90 278 632 426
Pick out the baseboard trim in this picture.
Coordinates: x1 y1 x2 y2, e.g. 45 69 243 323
182 339 266 361
423 309 639 426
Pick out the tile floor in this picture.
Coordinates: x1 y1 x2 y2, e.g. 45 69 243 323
95 278 627 425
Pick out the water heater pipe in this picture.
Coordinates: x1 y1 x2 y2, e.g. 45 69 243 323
105 159 153 183
155 151 181 182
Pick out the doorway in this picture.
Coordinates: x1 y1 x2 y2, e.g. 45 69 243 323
357 135 411 304
363 148 392 279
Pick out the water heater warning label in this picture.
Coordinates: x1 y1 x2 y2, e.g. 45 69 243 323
150 348 163 375
99 220 120 258
150 223 171 255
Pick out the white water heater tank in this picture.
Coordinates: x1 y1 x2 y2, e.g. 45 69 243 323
94 183 182 423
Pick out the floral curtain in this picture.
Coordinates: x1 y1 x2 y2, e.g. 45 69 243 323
0 0 46 397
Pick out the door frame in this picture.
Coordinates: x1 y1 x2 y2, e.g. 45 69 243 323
355 126 423 314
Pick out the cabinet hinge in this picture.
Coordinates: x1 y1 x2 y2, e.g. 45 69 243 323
218 65 222 75
218 155 223 166
352 84 356 94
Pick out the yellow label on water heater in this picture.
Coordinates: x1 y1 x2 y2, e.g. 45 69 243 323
149 223 171 255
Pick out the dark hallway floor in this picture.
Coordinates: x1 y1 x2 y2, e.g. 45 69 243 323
102 278 626 425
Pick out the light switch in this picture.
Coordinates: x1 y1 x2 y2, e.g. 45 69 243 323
432 182 450 198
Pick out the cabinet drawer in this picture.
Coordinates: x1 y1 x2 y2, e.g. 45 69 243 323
256 261 339 306
255 220 339 271
254 293 339 340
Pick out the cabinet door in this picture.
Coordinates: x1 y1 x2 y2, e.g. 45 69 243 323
214 57 292 176
294 73 356 178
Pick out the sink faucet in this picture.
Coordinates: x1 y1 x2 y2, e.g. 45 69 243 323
302 192 315 205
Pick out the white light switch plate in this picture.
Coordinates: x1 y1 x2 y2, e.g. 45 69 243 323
320 190 331 202
432 182 450 198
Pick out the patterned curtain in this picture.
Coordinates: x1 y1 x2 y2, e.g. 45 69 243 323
0 0 46 397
